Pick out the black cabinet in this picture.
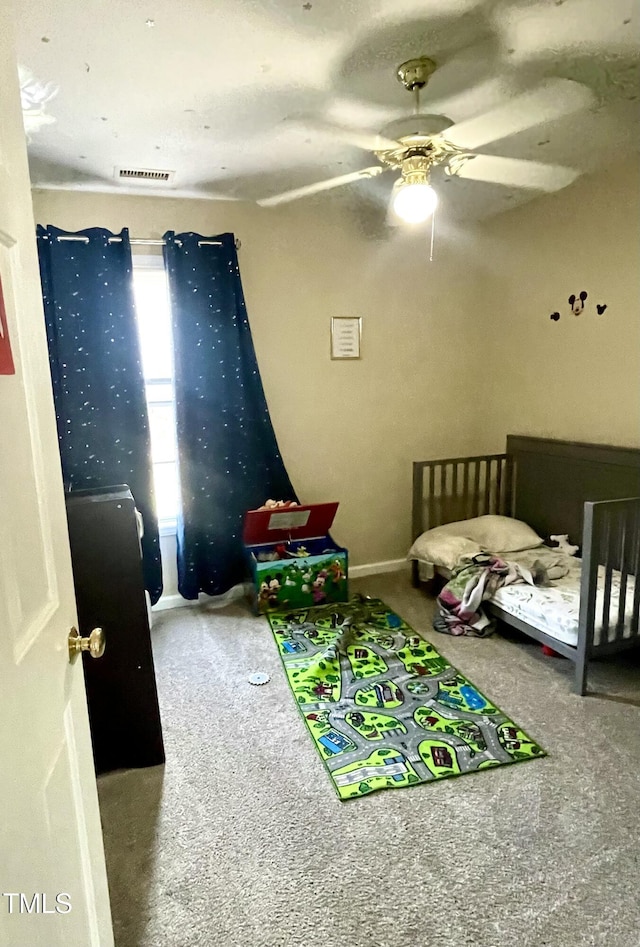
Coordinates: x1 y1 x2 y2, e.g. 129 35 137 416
65 486 165 775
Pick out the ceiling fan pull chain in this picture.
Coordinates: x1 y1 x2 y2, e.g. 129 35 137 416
429 207 436 262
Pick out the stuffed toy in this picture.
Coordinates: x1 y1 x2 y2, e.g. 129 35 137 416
549 534 579 556
257 499 298 511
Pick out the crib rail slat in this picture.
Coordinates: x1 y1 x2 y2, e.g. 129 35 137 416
632 506 640 635
601 514 613 643
428 465 435 534
504 457 514 517
412 453 512 536
616 516 629 641
484 458 492 515
462 462 470 520
412 460 424 544
473 461 481 518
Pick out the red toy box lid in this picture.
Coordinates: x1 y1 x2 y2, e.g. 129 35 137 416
243 502 339 546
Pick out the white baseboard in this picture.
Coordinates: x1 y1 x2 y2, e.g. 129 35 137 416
349 558 409 578
152 584 246 612
152 559 409 612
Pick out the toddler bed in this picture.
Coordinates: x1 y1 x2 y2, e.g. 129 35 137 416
410 436 640 695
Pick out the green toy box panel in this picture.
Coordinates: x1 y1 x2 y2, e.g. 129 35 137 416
248 541 348 613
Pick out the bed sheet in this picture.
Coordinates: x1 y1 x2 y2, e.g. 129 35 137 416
489 548 638 648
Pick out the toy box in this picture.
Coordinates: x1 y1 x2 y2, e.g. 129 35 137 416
243 502 348 614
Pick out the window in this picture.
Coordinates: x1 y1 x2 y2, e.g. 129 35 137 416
132 255 179 530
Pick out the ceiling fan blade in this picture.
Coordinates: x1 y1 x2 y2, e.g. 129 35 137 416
451 155 579 191
289 116 402 153
444 79 596 150
257 166 386 207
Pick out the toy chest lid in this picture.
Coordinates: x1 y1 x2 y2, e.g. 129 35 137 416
242 502 339 546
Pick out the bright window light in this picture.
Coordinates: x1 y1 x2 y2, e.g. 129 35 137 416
132 257 179 528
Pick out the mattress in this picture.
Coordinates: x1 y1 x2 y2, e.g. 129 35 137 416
488 547 638 648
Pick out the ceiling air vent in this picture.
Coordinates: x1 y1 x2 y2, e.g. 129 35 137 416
115 167 175 185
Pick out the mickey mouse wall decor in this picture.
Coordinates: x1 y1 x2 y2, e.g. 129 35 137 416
549 291 608 322
569 291 587 316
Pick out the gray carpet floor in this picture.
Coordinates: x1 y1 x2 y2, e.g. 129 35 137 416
97 572 640 947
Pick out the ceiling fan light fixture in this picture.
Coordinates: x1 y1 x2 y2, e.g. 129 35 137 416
393 179 438 224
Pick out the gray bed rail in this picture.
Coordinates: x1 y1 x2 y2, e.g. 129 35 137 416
574 497 640 694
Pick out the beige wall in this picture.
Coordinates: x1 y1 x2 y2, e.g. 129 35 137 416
473 156 640 453
31 159 640 595
32 188 485 576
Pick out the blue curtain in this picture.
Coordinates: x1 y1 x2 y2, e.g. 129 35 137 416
37 225 163 605
163 231 296 600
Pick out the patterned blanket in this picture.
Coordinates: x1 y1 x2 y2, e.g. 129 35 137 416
433 552 568 637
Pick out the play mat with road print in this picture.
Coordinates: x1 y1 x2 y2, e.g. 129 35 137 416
267 595 545 800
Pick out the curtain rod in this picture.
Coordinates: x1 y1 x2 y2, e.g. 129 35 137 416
52 235 241 249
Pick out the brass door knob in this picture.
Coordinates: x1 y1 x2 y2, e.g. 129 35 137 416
68 627 106 662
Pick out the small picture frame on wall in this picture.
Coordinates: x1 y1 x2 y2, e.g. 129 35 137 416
330 316 361 360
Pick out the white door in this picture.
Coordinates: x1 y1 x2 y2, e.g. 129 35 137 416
0 6 114 946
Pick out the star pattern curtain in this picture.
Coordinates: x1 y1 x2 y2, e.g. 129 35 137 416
163 231 297 600
37 225 163 604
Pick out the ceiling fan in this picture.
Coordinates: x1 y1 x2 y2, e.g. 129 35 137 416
257 56 595 222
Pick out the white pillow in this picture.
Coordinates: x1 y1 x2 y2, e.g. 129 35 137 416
407 531 484 571
408 515 543 569
458 515 543 552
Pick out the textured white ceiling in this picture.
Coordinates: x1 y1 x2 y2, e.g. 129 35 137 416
15 0 640 221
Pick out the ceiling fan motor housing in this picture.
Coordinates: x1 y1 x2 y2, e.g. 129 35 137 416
400 153 432 184
396 57 437 91
382 113 455 143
